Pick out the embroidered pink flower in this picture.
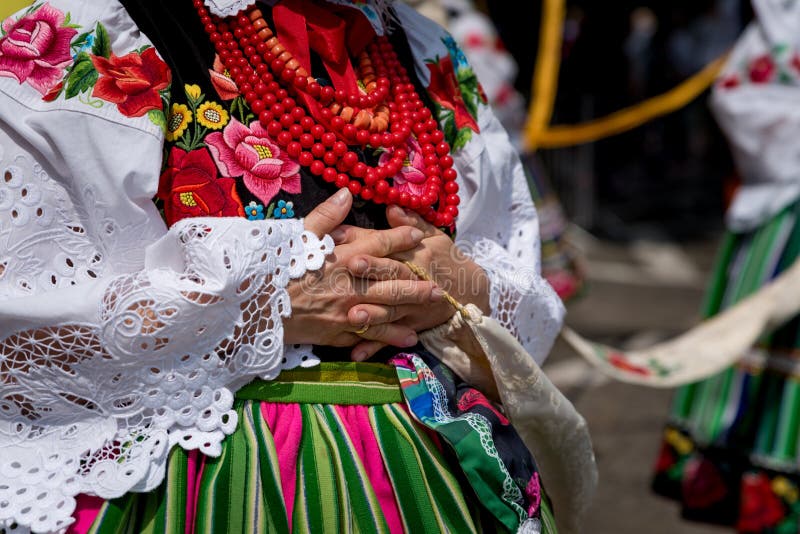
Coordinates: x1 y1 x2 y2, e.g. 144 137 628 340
380 137 427 196
749 55 776 84
0 3 77 95
525 473 542 517
91 47 171 117
208 54 239 100
206 118 301 204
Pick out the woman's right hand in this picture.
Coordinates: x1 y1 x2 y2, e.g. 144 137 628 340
283 189 443 348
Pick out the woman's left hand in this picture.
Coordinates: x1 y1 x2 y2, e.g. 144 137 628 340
333 205 491 361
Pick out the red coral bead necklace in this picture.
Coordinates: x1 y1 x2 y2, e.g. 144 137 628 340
191 0 460 227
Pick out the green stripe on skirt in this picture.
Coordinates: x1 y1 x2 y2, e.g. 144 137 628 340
86 363 552 534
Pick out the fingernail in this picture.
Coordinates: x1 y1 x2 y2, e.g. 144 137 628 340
332 188 350 205
330 229 345 242
410 229 424 242
431 288 445 301
353 350 368 362
354 310 369 323
353 259 368 273
402 334 418 347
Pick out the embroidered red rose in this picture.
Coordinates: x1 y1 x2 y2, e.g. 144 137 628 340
158 147 244 226
426 55 479 132
91 47 171 117
206 118 301 205
208 54 239 100
0 3 77 95
749 55 776 84
737 473 785 532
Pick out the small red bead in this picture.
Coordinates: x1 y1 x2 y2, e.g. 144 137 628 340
444 181 459 194
286 142 302 158
332 142 347 156
323 167 337 182
335 173 349 188
310 160 325 175
277 131 292 145
299 152 314 166
311 143 326 158
375 180 389 195
442 168 457 181
348 181 362 195
356 130 370 145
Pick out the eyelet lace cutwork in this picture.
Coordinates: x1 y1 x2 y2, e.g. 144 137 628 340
0 215 332 533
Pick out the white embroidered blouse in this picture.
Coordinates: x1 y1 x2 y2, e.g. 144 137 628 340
0 1 564 532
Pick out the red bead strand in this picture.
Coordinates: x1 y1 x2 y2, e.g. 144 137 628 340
193 1 460 226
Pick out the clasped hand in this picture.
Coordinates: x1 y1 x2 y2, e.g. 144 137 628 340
283 189 490 361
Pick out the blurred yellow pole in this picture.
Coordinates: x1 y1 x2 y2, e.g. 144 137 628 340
0 0 34 20
534 54 727 148
524 0 565 151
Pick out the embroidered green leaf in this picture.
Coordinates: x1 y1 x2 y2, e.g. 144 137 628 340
136 44 152 54
148 109 167 133
92 22 111 58
452 127 473 151
441 109 457 146
65 52 98 99
62 12 81 29
23 2 44 17
266 202 276 219
71 31 92 51
773 43 789 57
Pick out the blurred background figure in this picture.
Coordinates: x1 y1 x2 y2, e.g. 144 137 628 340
407 1 798 533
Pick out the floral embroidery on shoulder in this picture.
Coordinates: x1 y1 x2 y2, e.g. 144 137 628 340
424 35 485 151
718 43 800 90
0 2 171 128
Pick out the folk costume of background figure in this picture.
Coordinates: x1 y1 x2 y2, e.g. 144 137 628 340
0 0 571 533
653 0 800 531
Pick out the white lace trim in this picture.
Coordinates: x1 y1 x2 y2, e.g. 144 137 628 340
203 0 257 17
0 216 332 533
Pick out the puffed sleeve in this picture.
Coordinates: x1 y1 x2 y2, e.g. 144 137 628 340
0 2 331 532
711 0 800 232
394 2 565 364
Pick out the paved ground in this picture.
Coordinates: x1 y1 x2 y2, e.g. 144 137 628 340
542 231 729 533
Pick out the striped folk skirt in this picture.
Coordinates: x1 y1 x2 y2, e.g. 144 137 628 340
70 356 556 533
653 200 800 532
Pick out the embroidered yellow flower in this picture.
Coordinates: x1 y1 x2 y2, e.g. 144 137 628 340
196 101 229 130
165 103 192 142
772 476 799 503
664 428 693 456
185 83 202 101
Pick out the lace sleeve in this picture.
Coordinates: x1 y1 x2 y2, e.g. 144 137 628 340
0 214 332 533
453 105 565 365
0 82 333 532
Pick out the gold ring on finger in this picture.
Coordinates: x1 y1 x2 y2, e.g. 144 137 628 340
354 324 370 336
